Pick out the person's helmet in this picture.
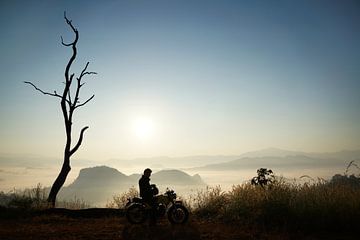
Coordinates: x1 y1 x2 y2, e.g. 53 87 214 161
151 184 159 195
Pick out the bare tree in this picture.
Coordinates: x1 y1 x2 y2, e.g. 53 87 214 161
24 12 96 207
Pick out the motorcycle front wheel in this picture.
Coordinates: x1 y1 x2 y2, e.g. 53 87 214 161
167 204 189 224
126 203 147 224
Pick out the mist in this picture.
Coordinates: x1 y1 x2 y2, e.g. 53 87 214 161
1 148 358 206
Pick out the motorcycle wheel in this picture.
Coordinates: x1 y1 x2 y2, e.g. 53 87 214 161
126 203 147 224
167 204 189 224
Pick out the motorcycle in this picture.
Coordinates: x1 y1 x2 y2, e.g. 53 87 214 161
125 187 189 224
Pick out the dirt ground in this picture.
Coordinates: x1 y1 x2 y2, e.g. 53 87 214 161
0 214 357 240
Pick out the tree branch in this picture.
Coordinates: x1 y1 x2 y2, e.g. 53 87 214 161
75 94 95 109
71 62 96 109
70 126 89 156
79 62 97 79
64 12 77 35
61 11 79 125
62 11 78 86
61 36 73 47
24 81 71 103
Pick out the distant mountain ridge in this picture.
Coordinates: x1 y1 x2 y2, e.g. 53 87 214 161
1 148 359 193
1 148 359 169
189 155 349 171
163 148 359 172
237 148 360 160
104 148 360 171
59 166 205 205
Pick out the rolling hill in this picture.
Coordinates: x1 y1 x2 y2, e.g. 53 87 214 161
59 166 205 205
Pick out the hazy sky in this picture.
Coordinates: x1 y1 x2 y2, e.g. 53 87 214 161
1 0 359 161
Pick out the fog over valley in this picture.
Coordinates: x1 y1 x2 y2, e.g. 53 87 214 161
1 148 359 205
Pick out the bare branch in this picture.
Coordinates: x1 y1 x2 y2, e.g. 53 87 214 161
70 126 89 156
64 11 77 35
83 71 97 76
79 62 97 79
61 36 73 46
70 62 96 109
24 81 64 100
75 94 95 109
80 62 89 75
62 12 79 86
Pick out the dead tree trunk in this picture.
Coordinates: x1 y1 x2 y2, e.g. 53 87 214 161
25 12 96 207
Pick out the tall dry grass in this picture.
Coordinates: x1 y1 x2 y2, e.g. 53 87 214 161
192 173 360 232
0 183 90 211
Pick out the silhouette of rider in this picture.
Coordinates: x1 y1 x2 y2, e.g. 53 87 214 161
139 168 158 225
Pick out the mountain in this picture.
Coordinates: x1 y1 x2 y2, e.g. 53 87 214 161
104 155 241 170
1 149 359 192
152 169 205 185
59 166 205 205
67 166 131 188
238 148 305 158
308 150 360 161
238 148 360 161
126 170 205 185
103 149 360 172
190 155 348 171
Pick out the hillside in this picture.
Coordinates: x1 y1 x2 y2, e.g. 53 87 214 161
59 166 206 205
68 166 131 188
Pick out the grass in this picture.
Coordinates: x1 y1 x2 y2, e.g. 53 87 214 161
191 171 360 233
0 183 90 219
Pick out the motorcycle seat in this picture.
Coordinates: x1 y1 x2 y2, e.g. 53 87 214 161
133 197 143 203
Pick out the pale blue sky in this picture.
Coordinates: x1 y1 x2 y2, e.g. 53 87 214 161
0 0 359 160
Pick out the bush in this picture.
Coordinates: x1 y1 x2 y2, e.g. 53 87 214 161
190 186 227 219
106 187 139 209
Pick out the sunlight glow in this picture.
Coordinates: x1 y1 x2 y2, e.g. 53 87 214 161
132 117 155 140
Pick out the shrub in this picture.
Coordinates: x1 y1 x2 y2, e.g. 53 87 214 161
106 187 139 209
5 183 49 210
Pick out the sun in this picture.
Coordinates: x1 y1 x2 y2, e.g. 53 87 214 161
132 117 155 140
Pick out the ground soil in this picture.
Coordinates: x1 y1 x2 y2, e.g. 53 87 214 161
0 210 357 240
